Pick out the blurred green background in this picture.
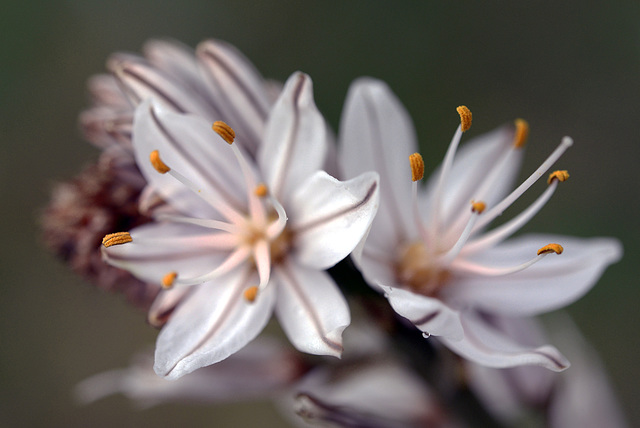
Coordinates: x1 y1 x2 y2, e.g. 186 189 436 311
2 1 639 426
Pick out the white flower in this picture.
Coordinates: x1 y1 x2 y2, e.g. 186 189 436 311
101 72 379 379
338 78 622 371
82 38 278 158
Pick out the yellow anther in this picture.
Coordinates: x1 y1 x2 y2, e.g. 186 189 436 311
254 183 268 198
243 286 259 303
102 232 132 247
212 121 236 144
513 118 529 148
162 272 177 289
456 106 472 132
409 153 425 182
471 201 486 214
150 150 170 174
548 170 570 184
537 243 564 255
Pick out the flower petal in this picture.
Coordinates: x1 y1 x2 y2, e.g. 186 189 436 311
447 234 623 316
108 53 217 118
289 170 379 270
154 268 276 379
274 262 350 358
197 39 273 155
338 78 417 247
133 100 253 218
379 285 464 340
439 310 569 371
259 72 328 201
102 222 234 285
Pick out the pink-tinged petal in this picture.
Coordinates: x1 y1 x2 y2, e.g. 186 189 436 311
76 339 304 407
292 360 443 428
86 74 130 109
79 107 134 150
197 39 273 154
338 78 417 248
439 310 569 371
421 126 520 233
259 72 328 201
274 262 350 358
289 171 379 270
154 268 276 379
379 285 464 341
107 53 217 118
143 39 204 91
464 316 556 423
133 100 252 218
147 285 195 328
546 314 628 428
447 234 623 316
102 222 233 285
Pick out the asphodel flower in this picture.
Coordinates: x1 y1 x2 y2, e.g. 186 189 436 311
101 72 379 379
338 78 622 371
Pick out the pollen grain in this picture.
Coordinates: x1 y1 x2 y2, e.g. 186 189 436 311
537 243 564 255
409 153 425 182
548 170 570 184
456 106 472 132
212 121 236 144
162 271 177 288
471 201 486 213
243 286 259 302
102 232 132 247
513 118 529 148
150 150 171 174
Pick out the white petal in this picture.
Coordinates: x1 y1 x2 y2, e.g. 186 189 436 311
197 39 273 154
154 268 276 379
379 285 464 340
439 310 569 371
76 338 301 407
259 72 328 201
289 171 379 270
133 100 252 218
107 53 217 118
338 78 417 247
143 39 206 92
447 234 623 316
546 314 628 428
102 222 232 285
274 263 350 358
147 285 194 328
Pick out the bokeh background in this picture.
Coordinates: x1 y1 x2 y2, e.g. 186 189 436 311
2 1 639 426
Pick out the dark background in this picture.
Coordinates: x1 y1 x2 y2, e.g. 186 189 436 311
2 1 639 426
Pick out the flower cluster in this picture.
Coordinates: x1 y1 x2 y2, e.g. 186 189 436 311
45 38 625 427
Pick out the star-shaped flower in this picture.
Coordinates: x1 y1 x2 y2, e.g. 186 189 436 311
338 78 622 371
101 72 379 379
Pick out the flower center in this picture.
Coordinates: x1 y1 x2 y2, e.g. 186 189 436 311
395 241 451 297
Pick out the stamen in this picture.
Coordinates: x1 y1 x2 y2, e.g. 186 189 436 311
473 136 573 232
438 201 484 265
430 106 472 244
102 232 132 247
471 201 486 213
172 246 251 286
154 214 241 235
253 239 272 290
212 121 236 145
548 170 569 184
266 194 288 239
457 106 472 132
513 119 529 148
254 183 268 198
243 286 259 302
462 178 563 254
162 272 177 289
409 153 424 182
150 150 170 174
537 243 563 255
452 246 559 277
